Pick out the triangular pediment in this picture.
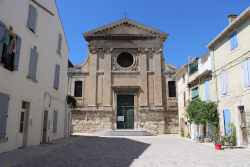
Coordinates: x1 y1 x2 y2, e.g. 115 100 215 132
83 18 168 41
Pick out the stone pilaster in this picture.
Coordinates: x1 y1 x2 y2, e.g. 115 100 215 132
139 48 149 110
153 48 164 110
102 48 113 110
88 47 98 109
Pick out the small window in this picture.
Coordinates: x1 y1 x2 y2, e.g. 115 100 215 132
27 5 37 33
242 59 250 87
74 81 82 97
183 75 185 83
0 21 22 71
189 59 198 75
229 30 238 51
183 92 186 107
191 87 199 101
220 71 229 95
168 81 176 97
57 33 62 55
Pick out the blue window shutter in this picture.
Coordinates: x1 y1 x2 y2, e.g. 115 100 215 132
0 21 6 60
229 33 234 51
243 60 250 87
223 109 231 135
229 31 237 51
57 33 62 55
0 92 10 138
205 80 210 100
14 35 22 71
53 110 58 133
233 31 238 49
27 5 37 33
54 65 60 89
28 48 38 80
220 71 229 95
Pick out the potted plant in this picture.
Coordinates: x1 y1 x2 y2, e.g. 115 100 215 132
227 122 236 146
213 126 223 150
187 133 191 138
180 128 184 137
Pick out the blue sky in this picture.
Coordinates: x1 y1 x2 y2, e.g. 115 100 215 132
56 0 250 67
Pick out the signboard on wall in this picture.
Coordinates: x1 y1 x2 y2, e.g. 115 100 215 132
117 116 124 121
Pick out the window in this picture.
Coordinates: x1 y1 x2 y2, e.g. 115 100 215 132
189 58 198 75
183 75 185 83
74 81 82 97
242 59 250 87
229 31 238 51
53 110 58 134
0 92 10 139
54 64 60 89
191 87 199 101
168 81 176 97
183 92 186 107
204 80 210 101
57 33 62 55
28 48 38 80
27 5 37 33
117 52 133 68
0 21 22 71
220 71 229 95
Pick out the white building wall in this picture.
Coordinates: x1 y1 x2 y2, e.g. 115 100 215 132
0 0 69 153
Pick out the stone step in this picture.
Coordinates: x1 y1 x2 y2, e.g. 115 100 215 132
95 130 157 136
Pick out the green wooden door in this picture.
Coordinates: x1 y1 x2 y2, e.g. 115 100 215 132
117 95 134 129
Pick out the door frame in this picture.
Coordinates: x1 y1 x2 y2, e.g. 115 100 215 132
42 110 48 143
112 87 139 130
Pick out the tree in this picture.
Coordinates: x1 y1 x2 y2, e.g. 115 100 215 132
66 95 77 109
186 98 219 126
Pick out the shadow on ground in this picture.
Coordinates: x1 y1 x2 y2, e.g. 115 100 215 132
14 136 150 167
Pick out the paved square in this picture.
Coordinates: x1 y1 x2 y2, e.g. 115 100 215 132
11 135 250 167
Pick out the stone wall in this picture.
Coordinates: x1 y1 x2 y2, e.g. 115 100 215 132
72 110 113 133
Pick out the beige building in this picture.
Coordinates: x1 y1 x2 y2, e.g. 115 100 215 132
207 7 250 145
68 18 179 134
0 0 70 153
174 52 213 139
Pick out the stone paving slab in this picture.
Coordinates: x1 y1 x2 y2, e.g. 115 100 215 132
1 133 249 167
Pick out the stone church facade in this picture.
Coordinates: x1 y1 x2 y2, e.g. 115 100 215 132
68 18 179 134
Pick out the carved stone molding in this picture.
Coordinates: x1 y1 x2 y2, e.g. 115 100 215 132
103 48 113 54
113 48 139 54
88 47 98 54
112 56 139 71
138 47 148 53
152 48 163 54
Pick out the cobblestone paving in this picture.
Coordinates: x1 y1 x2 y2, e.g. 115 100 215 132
14 135 250 167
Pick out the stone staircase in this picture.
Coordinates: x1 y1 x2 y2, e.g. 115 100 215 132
95 130 156 136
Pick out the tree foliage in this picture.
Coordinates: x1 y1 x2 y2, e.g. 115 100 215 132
67 95 77 109
185 98 219 126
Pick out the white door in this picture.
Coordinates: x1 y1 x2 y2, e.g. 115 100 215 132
18 106 25 147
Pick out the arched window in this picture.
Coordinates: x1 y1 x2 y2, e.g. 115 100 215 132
117 52 133 68
168 81 176 97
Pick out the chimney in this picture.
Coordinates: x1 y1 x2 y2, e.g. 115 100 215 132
228 14 237 24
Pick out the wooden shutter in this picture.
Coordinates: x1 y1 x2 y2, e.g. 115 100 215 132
191 87 199 100
0 92 10 138
223 109 231 135
208 123 213 135
13 35 22 71
57 33 62 55
168 81 176 97
53 110 58 133
204 80 210 100
54 64 60 89
229 31 238 51
74 81 82 97
243 60 250 87
0 21 6 60
28 48 38 80
220 71 229 95
27 5 37 33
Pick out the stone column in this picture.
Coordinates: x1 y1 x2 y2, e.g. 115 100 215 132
102 48 113 110
139 48 149 110
88 47 98 109
153 48 164 110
